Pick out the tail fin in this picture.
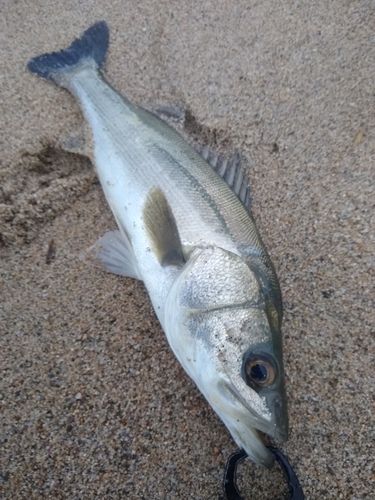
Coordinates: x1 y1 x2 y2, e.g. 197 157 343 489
27 21 109 87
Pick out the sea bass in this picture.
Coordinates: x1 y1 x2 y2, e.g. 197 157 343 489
28 22 288 468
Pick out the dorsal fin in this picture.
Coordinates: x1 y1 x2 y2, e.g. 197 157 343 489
151 105 252 211
143 187 185 267
197 145 251 210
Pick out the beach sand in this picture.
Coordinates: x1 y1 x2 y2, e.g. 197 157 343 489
1 1 374 498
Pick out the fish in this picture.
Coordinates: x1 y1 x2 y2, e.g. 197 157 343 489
27 21 288 468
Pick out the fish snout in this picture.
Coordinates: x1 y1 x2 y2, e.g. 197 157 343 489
264 390 289 444
274 395 289 442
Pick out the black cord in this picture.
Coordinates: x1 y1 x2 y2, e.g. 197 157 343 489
223 446 305 500
223 449 248 500
267 446 305 500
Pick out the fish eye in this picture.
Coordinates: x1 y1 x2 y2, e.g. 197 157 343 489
244 354 276 387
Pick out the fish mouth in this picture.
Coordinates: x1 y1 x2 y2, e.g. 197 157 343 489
216 380 288 468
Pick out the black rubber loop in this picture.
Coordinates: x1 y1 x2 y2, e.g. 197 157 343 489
267 446 305 500
223 449 248 500
223 446 305 500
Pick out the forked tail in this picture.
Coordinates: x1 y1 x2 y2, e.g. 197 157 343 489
27 21 109 87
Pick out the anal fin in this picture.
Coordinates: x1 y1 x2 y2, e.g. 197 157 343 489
60 122 95 161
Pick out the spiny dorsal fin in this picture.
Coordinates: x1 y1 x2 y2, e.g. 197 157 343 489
197 145 251 210
143 187 185 267
151 106 252 210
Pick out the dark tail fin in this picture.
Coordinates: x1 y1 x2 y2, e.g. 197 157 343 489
27 21 109 87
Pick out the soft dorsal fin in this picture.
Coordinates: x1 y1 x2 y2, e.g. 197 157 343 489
143 187 185 267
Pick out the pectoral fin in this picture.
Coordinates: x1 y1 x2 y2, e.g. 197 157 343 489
143 187 185 267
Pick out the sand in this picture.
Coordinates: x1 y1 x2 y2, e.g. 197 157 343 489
1 1 374 499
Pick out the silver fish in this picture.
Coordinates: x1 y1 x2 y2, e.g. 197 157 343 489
28 22 288 468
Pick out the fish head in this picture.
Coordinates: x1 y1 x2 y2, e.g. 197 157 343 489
213 312 289 468
164 246 288 468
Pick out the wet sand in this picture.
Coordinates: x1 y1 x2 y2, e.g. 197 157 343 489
1 1 374 498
